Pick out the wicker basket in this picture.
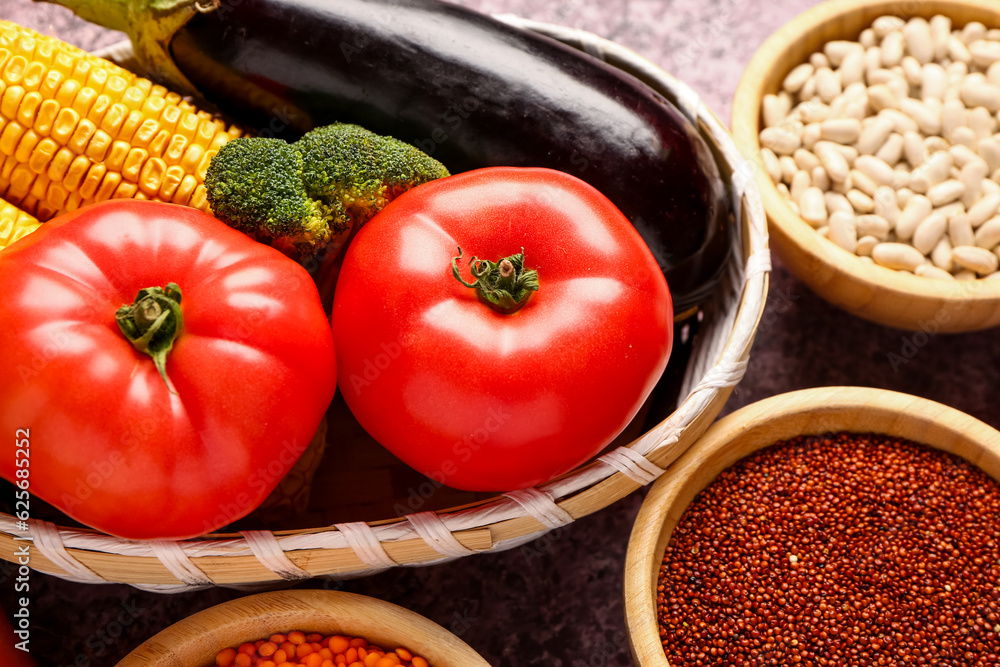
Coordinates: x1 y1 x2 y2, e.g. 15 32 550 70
0 17 770 592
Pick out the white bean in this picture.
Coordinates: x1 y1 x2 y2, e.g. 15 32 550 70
802 122 822 149
903 131 926 167
791 169 812 202
903 18 934 64
912 211 948 254
968 194 1000 228
899 97 941 135
969 40 1000 69
847 188 875 213
929 14 951 60
931 236 954 270
850 169 878 197
897 194 933 240
977 138 1000 173
839 50 867 86
856 214 891 240
915 264 955 279
796 100 831 123
921 63 949 100
783 63 815 93
820 118 862 143
881 31 905 67
879 108 919 134
961 21 988 46
960 79 1000 112
952 245 1000 274
812 165 831 191
873 185 899 225
799 187 828 226
867 84 899 112
825 40 863 66
760 126 801 155
825 191 854 215
780 155 798 182
810 52 830 69
856 235 879 256
949 143 981 169
926 179 965 207
968 106 996 139
815 141 850 182
872 16 905 38
910 151 953 193
960 159 990 208
949 126 979 150
793 148 821 172
855 155 895 186
875 133 905 165
859 29 877 49
761 147 782 183
856 116 895 154
948 35 973 63
988 62 1000 86
828 211 858 251
892 168 911 191
974 215 1000 249
815 67 842 103
901 56 923 85
896 187 915 208
949 214 976 248
763 93 792 128
872 242 926 270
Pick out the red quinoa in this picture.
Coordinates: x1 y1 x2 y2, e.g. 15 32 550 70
656 432 1000 667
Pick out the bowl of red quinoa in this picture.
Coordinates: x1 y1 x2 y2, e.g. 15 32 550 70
624 386 1000 667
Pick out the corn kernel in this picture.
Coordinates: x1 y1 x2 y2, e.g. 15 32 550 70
172 174 197 205
157 164 184 201
209 131 232 152
18 193 39 215
15 90 40 126
63 154 90 192
121 146 148 183
116 109 144 143
68 58 91 86
33 99 58 136
84 129 111 162
196 149 215 181
63 190 83 211
121 85 144 112
99 102 127 137
21 61 45 91
1 84 25 119
7 162 35 198
50 107 80 145
164 91 182 106
162 134 187 165
34 199 56 221
13 129 40 163
45 181 68 210
67 118 97 154
179 143 204 174
103 74 128 103
29 172 49 200
0 121 26 156
71 85 98 118
147 128 170 157
189 183 207 211
0 49 11 73
84 66 107 95
32 39 53 67
53 78 81 107
131 118 159 149
3 55 27 85
94 170 121 202
140 94 165 119
104 140 129 173
46 147 74 181
50 51 74 79
27 137 57 173
138 156 165 196
78 162 105 200
175 111 199 142
112 180 137 199
38 68 63 99
159 104 182 135
86 93 110 127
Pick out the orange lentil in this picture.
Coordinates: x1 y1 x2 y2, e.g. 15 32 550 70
215 648 237 667
213 633 432 667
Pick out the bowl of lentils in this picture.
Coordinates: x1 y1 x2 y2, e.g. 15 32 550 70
624 386 1000 667
116 589 491 667
731 0 1000 331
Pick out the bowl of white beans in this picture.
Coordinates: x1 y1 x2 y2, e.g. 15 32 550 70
732 0 1000 332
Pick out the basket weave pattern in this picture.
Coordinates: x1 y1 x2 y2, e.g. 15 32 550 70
0 17 770 592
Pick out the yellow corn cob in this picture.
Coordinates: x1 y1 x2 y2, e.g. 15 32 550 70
0 195 39 250
0 20 245 221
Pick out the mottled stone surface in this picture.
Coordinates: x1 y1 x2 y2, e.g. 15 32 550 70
0 0 998 665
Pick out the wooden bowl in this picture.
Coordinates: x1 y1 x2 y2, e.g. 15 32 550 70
116 589 491 666
623 386 1000 666
731 0 1000 332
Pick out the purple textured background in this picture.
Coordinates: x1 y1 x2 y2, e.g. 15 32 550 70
1 0 998 665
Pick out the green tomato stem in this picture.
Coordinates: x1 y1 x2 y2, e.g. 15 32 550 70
115 283 183 392
451 247 539 314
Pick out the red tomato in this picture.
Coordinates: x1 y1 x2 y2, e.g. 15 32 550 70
0 201 336 539
332 167 672 491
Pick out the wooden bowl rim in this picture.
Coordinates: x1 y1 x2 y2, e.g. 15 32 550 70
730 0 1000 329
115 589 492 666
623 385 1000 666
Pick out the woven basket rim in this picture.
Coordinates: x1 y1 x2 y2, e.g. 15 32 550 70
0 17 770 591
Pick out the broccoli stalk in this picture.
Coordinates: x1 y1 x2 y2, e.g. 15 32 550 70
205 123 450 263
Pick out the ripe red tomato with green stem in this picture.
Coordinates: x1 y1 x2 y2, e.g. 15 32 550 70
0 200 337 540
332 167 673 491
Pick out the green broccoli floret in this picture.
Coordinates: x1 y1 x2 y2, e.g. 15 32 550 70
204 124 449 264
